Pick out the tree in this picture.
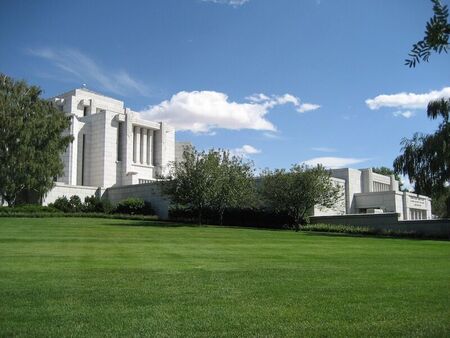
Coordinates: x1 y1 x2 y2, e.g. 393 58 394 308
0 74 73 206
162 147 255 225
398 1 450 218
260 164 342 231
372 166 404 191
210 151 255 225
394 101 450 196
405 0 450 67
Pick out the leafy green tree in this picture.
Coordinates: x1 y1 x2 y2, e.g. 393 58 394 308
399 1 450 218
405 0 450 67
394 101 449 197
430 187 450 218
260 164 342 231
210 151 255 225
0 74 72 206
163 147 255 225
372 166 404 191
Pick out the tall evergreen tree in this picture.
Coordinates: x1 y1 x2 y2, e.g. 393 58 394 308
0 74 72 205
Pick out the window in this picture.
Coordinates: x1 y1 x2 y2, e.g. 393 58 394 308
117 122 123 161
139 179 152 184
373 181 389 192
83 106 88 116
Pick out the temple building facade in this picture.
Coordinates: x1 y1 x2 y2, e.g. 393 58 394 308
313 168 432 220
33 88 433 221
53 88 175 188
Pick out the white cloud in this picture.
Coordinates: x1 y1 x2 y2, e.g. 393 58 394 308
311 147 336 152
232 144 261 156
247 93 321 113
246 93 271 103
297 103 321 113
28 47 150 97
366 87 450 110
302 156 370 169
201 0 249 7
393 110 415 119
141 90 320 133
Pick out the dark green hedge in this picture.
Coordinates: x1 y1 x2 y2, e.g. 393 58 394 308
169 206 292 229
0 211 158 221
301 223 445 239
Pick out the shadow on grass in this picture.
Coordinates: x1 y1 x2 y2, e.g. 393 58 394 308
103 220 287 232
106 220 450 240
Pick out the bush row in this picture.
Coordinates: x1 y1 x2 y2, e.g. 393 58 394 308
0 211 158 221
48 195 155 215
301 223 441 239
0 196 155 216
0 205 60 214
169 206 292 229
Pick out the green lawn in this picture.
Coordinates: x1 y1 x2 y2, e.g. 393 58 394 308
0 218 449 337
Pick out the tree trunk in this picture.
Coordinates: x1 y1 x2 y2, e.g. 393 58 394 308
219 209 224 226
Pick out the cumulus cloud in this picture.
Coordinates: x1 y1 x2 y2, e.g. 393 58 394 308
28 47 150 97
366 87 450 110
393 110 415 119
232 144 261 156
141 91 320 133
302 157 370 169
201 0 249 7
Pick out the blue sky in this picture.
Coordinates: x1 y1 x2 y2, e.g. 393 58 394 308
1 0 449 176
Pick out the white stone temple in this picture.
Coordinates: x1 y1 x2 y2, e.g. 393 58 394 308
313 168 432 220
39 88 176 208
53 88 175 187
37 88 432 220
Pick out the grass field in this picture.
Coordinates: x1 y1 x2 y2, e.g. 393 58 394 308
0 218 449 337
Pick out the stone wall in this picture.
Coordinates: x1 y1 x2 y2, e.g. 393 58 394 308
42 183 102 205
103 182 170 219
310 213 450 237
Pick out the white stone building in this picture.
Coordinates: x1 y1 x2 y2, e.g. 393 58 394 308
314 168 432 220
42 88 175 204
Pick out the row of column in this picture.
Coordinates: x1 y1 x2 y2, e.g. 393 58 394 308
133 126 153 165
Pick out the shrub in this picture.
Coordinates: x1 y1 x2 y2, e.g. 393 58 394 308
113 198 154 215
83 195 112 214
0 204 60 214
50 196 73 213
301 223 422 238
69 195 83 212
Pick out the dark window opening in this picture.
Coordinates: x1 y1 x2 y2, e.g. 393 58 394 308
83 106 88 116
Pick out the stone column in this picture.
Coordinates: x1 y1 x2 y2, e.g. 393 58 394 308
141 128 147 164
367 168 374 192
135 127 141 163
390 174 398 191
147 129 153 165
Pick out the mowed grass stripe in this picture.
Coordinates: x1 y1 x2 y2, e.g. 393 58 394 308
0 217 449 337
